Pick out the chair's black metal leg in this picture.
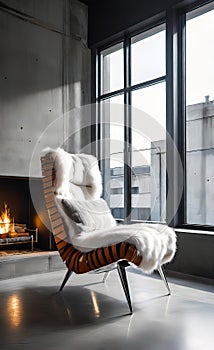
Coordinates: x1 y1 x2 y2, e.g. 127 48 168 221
158 265 171 295
59 269 73 292
117 261 133 314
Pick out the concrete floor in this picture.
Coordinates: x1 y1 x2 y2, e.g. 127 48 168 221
0 268 214 350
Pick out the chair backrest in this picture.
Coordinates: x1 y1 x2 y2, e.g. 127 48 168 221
41 150 68 245
44 147 103 200
41 149 93 273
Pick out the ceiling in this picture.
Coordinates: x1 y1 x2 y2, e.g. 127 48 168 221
79 0 97 5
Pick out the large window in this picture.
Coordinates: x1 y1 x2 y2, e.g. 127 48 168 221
98 24 166 222
185 3 214 226
96 0 214 229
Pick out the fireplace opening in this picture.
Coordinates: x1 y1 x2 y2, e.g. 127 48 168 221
0 202 38 256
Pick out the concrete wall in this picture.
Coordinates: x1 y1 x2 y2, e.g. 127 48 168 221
168 231 214 280
0 0 90 178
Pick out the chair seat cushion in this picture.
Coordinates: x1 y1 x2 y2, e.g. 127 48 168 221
61 198 117 231
71 222 176 273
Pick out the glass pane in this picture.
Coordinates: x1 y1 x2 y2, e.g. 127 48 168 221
186 5 214 225
132 82 166 222
101 43 124 94
101 95 125 219
131 25 166 85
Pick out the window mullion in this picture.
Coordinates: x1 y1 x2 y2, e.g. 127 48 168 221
124 37 132 222
166 9 181 227
178 13 186 226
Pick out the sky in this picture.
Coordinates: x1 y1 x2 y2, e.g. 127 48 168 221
186 8 214 105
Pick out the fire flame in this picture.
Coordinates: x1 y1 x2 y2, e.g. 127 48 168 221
0 202 11 234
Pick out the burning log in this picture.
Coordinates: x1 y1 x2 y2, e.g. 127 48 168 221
0 203 27 237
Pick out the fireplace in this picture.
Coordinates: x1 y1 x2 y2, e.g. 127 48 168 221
0 180 64 278
0 176 55 251
0 202 38 252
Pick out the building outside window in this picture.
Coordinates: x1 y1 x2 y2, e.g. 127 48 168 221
185 3 214 226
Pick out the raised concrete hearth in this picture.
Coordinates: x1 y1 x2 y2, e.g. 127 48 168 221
0 251 65 280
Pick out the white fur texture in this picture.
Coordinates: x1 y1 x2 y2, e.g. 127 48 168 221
42 148 177 273
70 222 176 273
42 147 102 199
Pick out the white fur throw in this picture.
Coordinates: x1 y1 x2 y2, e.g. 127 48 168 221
70 222 176 274
42 148 177 273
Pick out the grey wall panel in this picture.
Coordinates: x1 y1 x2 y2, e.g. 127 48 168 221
167 232 214 279
2 0 88 43
0 0 64 33
0 0 90 177
0 9 63 176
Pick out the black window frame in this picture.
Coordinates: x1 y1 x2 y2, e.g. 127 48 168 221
177 0 214 231
91 0 214 231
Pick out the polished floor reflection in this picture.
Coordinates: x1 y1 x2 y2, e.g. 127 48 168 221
0 268 214 350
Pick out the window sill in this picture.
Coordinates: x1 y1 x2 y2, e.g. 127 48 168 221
175 228 214 235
